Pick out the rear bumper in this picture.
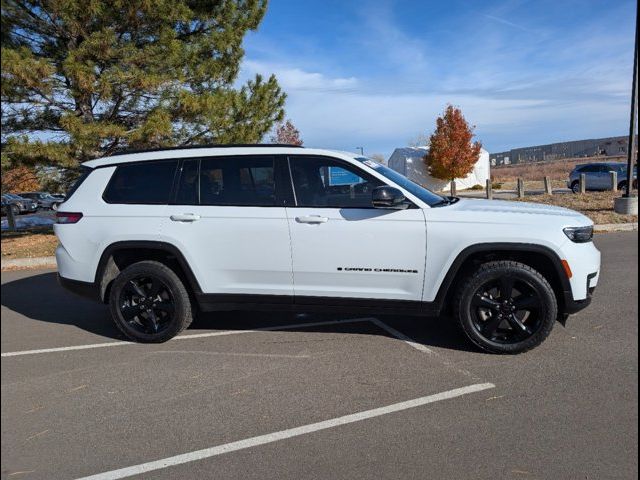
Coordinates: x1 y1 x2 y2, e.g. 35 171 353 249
58 274 100 302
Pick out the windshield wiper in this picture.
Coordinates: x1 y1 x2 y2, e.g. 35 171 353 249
431 196 459 208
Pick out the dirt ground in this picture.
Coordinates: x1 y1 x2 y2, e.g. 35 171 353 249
1 231 57 259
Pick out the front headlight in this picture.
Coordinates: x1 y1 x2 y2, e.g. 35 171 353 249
563 226 593 243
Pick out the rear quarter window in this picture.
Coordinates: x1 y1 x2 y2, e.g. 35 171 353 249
65 166 93 200
103 160 178 204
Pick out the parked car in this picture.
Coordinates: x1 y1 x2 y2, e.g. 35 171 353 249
55 144 600 354
568 162 638 193
1 197 19 217
18 191 62 210
1 193 38 214
50 193 66 201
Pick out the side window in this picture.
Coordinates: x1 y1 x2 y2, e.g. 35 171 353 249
200 155 276 206
579 165 599 173
289 156 383 208
175 159 200 205
103 160 178 204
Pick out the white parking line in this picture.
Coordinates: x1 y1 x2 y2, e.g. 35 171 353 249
75 382 495 480
370 318 434 354
0 318 370 358
371 318 481 381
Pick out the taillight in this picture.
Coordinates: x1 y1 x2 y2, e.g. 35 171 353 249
56 212 83 224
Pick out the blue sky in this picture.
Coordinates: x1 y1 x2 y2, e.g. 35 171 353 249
240 0 637 158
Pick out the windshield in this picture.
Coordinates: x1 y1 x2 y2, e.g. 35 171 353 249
354 157 448 207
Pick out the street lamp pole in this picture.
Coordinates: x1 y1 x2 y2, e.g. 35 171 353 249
624 16 638 198
614 13 639 214
356 147 364 155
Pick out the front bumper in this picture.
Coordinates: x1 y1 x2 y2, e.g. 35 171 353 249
562 271 598 314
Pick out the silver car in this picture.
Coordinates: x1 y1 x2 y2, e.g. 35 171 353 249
568 162 637 193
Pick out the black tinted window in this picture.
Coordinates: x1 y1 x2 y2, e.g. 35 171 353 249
175 159 200 205
289 156 383 208
103 160 178 204
200 156 276 206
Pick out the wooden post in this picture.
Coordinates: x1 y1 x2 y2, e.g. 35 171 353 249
544 176 552 195
486 179 493 200
517 178 524 198
580 173 586 194
611 171 618 191
450 180 457 196
6 205 17 231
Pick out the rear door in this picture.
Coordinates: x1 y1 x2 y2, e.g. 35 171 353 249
160 155 294 298
594 165 612 189
285 155 426 303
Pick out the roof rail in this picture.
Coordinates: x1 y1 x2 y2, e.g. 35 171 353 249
112 143 304 156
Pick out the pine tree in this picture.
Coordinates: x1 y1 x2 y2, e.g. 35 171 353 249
1 0 286 171
424 105 482 182
270 119 303 145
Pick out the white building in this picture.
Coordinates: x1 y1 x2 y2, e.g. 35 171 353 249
387 146 490 192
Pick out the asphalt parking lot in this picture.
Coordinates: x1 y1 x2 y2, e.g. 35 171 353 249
1 232 637 479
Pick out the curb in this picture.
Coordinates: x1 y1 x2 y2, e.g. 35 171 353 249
1 256 57 270
594 222 638 233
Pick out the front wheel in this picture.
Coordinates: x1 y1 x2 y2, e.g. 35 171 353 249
571 181 581 194
454 261 558 354
109 260 193 343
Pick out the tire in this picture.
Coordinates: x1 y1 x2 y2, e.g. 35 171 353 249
453 261 558 354
109 260 193 343
570 181 580 194
10 205 19 216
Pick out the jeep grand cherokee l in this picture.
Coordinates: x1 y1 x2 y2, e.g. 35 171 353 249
55 145 600 354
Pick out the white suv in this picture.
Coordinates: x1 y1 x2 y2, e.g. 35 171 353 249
55 145 600 353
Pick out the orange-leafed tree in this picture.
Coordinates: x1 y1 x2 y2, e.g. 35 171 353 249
270 119 303 146
1 166 41 193
424 105 482 182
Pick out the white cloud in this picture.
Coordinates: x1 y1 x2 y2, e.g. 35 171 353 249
241 57 629 156
243 60 357 92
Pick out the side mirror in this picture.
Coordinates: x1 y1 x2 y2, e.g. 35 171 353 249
372 186 408 209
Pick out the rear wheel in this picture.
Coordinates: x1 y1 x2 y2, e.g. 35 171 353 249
454 261 557 354
109 260 193 343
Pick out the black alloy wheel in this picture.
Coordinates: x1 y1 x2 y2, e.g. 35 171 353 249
118 275 175 335
109 260 193 343
470 276 544 344
454 261 557 354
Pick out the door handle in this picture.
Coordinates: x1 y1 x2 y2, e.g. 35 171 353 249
170 213 200 222
296 215 329 224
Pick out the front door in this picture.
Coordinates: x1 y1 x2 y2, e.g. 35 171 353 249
160 155 293 297
285 155 426 302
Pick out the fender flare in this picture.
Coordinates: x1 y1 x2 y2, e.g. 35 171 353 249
94 240 202 302
431 242 572 313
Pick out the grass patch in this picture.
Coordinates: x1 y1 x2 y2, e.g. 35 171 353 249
1 231 58 259
512 191 638 224
491 155 627 182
